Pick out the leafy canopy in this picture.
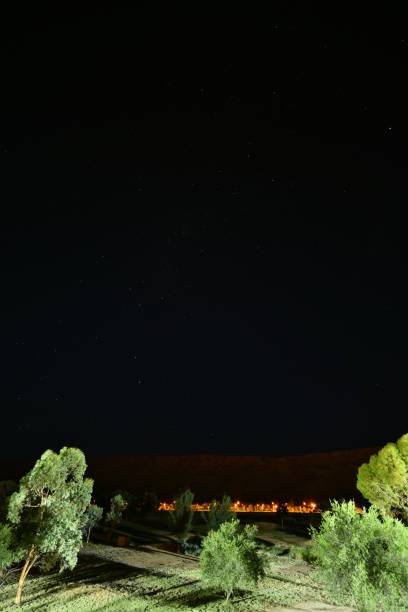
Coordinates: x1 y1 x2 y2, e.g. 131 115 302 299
310 499 408 611
200 518 266 601
202 495 236 533
357 433 408 519
82 504 103 543
169 489 194 540
8 447 93 572
106 494 127 526
0 523 21 576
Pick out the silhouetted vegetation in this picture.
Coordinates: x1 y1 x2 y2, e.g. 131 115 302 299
201 495 236 533
169 489 194 542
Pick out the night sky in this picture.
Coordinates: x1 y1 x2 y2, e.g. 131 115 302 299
1 5 407 457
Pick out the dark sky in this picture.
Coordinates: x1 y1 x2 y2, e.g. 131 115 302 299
1 5 407 457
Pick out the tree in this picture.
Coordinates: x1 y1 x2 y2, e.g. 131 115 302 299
202 495 235 533
112 489 136 510
0 480 17 521
169 489 194 541
357 433 408 519
310 499 408 610
7 447 93 605
82 504 103 543
0 480 18 500
200 518 266 602
106 494 127 526
0 523 22 586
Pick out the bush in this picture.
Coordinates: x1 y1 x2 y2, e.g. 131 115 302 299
180 535 202 556
310 499 408 611
200 518 266 601
202 495 236 533
106 494 128 526
169 489 194 541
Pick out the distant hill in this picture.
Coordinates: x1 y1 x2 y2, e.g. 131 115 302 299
0 447 378 503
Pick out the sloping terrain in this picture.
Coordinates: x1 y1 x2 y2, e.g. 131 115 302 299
0 447 377 503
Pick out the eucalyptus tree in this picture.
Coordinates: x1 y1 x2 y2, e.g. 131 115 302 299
7 447 93 605
357 433 408 519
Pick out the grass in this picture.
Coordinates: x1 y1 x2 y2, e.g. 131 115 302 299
0 546 338 611
0 518 345 611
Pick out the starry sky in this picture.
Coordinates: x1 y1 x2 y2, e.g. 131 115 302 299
1 5 407 457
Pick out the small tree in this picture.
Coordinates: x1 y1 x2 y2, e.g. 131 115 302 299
106 494 127 527
112 489 136 510
200 518 266 602
310 499 408 610
7 447 93 605
202 495 235 532
82 504 103 543
357 433 408 520
169 489 194 541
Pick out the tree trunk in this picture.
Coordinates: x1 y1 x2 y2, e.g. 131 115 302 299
15 544 37 606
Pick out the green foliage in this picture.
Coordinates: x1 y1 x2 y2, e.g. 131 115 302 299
202 495 236 533
106 494 128 526
310 499 408 611
169 489 194 541
113 489 136 510
0 523 21 575
7 447 93 604
0 480 17 501
357 433 408 520
200 518 266 601
0 481 17 521
82 504 103 543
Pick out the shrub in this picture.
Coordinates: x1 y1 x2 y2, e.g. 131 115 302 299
169 489 194 541
310 499 408 611
180 535 202 556
112 489 136 510
200 518 266 601
202 495 236 533
106 494 127 526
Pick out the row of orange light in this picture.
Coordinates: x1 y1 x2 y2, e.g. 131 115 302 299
158 500 319 513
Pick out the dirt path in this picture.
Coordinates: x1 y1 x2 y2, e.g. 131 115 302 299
80 542 198 571
256 521 312 546
81 542 354 611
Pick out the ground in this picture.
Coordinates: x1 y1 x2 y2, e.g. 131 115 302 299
0 521 354 611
